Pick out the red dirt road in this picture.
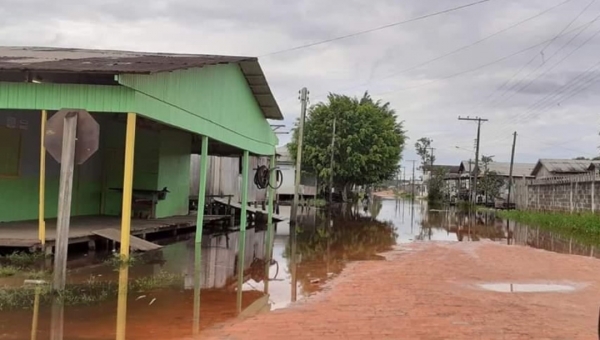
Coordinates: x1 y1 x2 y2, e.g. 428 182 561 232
200 241 600 339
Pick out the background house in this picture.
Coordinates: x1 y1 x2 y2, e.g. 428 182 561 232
275 145 317 201
531 159 592 178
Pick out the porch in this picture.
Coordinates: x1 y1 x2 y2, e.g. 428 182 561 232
0 215 230 250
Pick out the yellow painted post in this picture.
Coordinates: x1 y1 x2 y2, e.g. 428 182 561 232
236 150 250 314
119 113 136 257
38 110 47 246
115 112 136 340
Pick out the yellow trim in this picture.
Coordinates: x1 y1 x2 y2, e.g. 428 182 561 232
39 110 47 245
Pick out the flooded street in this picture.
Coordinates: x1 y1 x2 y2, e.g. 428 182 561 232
1 198 599 339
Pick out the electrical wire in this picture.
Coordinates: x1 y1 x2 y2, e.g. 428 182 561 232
484 6 600 119
299 0 576 103
371 21 597 96
464 0 597 115
261 0 496 57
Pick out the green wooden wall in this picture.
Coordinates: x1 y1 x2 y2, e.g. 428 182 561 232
118 64 277 156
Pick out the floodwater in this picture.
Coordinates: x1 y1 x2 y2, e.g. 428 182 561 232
0 198 598 339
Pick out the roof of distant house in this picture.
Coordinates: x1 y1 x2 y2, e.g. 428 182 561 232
532 159 592 176
0 46 282 120
423 165 460 174
458 160 535 178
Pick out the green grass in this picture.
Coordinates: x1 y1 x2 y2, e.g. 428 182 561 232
499 210 600 245
103 253 141 271
0 271 184 311
0 266 19 278
2 251 47 268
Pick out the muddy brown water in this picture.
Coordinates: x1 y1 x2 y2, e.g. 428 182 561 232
0 199 597 339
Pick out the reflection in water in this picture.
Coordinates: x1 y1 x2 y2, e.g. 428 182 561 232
6 198 600 340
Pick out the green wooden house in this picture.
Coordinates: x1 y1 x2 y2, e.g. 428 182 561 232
0 46 282 250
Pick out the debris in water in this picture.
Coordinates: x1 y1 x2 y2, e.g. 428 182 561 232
310 279 320 284
149 298 157 305
136 295 147 301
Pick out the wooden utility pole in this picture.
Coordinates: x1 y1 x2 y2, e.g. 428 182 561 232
458 116 488 203
329 115 337 203
408 160 416 200
52 112 78 291
291 88 309 223
507 131 517 208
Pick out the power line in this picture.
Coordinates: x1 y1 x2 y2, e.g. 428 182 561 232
261 0 496 57
487 23 600 140
375 0 578 82
486 7 600 114
301 0 576 102
465 0 597 115
372 22 595 96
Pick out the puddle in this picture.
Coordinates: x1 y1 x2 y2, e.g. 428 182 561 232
478 283 577 293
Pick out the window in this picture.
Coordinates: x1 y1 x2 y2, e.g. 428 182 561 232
0 126 21 177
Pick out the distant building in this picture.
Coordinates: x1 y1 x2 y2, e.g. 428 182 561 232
531 159 593 178
276 145 317 200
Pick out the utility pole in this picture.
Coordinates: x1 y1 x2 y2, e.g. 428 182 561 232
291 88 308 223
507 131 517 208
329 115 337 204
458 116 488 204
408 160 416 200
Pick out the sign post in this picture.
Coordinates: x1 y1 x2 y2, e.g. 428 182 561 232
45 109 99 291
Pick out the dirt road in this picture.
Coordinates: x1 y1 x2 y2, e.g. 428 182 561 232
200 241 600 339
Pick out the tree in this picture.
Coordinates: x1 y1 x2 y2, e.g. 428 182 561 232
478 155 505 203
288 92 406 201
427 167 448 204
415 137 435 170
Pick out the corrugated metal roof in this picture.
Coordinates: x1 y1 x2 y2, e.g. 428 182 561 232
458 160 535 177
486 162 535 178
0 46 283 120
532 159 592 176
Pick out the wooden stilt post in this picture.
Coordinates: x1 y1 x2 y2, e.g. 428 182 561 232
116 112 136 340
236 150 250 314
39 110 47 248
264 153 276 295
52 112 78 291
193 136 209 335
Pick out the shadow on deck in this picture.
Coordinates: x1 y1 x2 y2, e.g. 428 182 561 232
0 214 228 250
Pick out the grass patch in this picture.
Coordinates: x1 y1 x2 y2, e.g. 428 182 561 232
0 271 184 311
0 266 19 278
0 251 47 268
131 271 182 292
499 210 600 245
103 253 141 271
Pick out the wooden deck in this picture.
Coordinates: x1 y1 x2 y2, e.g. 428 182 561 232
213 198 287 221
0 214 228 249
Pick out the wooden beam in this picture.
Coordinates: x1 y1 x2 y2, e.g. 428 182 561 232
193 135 209 335
38 110 47 247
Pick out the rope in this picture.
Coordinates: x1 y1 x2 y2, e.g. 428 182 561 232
253 165 283 190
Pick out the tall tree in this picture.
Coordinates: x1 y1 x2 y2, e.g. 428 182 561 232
415 137 435 170
288 92 406 201
479 155 505 203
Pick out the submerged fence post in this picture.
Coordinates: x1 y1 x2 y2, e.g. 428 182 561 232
236 150 250 314
193 135 209 335
592 173 596 213
264 153 276 295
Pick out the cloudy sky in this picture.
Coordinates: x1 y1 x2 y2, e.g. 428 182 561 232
2 0 600 177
